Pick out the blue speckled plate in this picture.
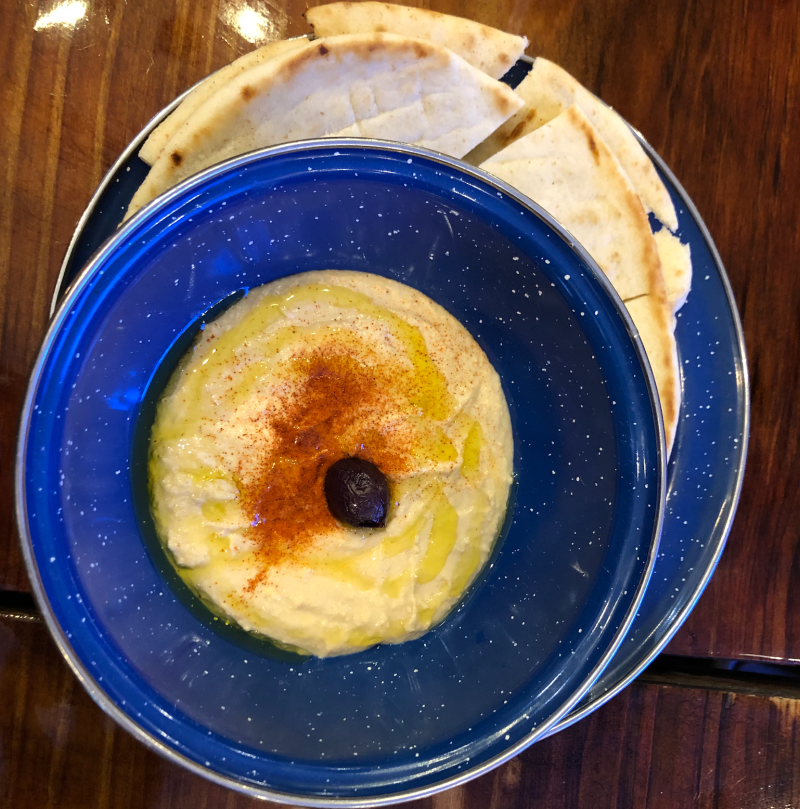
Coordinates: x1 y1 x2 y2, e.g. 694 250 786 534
21 140 664 803
557 144 749 728
49 60 749 737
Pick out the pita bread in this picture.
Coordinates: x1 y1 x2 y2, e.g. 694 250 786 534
304 2 528 80
625 294 681 454
480 105 679 452
481 105 664 300
139 38 312 166
125 33 523 221
467 57 678 232
654 227 692 313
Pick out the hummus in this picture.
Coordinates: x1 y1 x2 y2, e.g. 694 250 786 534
149 271 513 656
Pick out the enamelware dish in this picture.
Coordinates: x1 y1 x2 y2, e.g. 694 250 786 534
51 60 750 732
19 140 663 804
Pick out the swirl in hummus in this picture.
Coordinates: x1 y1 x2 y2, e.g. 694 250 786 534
149 270 513 656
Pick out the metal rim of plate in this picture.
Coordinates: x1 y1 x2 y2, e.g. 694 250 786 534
22 136 667 807
46 51 749 761
547 140 750 733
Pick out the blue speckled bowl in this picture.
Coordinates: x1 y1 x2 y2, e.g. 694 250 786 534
17 140 664 805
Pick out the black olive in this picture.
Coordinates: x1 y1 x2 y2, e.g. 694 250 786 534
324 457 389 528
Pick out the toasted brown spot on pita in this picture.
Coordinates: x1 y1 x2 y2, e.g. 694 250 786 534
567 108 602 166
318 43 329 56
281 42 329 78
375 24 387 32
509 108 538 140
622 292 648 304
662 391 676 426
586 133 600 163
171 152 183 166
241 85 254 101
412 41 431 59
492 86 518 116
619 185 665 295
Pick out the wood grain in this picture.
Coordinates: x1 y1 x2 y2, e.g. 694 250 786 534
3 614 800 808
0 0 796 663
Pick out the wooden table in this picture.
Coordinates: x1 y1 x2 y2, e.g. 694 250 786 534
1 0 798 806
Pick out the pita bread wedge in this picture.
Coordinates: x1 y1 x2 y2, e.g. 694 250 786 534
139 38 312 166
305 2 528 80
125 34 523 221
480 105 680 452
625 294 681 454
467 57 678 231
481 105 664 300
654 228 692 314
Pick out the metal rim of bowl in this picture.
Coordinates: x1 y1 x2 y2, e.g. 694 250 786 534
19 136 667 806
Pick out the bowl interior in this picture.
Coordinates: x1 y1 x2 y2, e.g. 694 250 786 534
20 142 661 802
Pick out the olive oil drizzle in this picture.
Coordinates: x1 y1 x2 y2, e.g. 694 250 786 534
164 284 456 425
149 281 496 651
